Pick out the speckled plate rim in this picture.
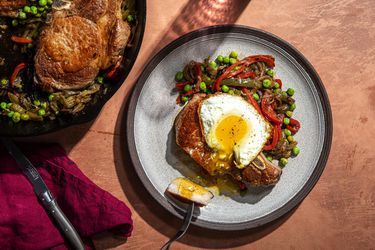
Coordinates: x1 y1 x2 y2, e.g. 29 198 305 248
126 25 332 231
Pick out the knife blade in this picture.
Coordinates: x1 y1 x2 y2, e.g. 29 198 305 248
1 137 85 250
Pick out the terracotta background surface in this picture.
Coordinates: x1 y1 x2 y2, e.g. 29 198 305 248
23 0 375 249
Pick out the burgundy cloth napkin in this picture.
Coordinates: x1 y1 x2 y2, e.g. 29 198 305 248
0 143 133 250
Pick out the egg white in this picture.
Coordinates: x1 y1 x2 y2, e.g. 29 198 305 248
199 93 271 168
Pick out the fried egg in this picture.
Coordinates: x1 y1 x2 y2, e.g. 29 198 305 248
199 93 271 174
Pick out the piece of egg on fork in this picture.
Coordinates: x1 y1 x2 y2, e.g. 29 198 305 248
199 93 271 172
167 178 214 206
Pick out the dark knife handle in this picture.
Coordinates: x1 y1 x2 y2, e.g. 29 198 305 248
45 199 85 250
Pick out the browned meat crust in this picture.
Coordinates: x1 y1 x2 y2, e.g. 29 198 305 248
0 0 27 9
175 94 213 170
0 0 28 17
35 16 101 91
175 94 282 187
34 0 131 92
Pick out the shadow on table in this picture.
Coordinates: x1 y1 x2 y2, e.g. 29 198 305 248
140 0 252 70
18 121 94 153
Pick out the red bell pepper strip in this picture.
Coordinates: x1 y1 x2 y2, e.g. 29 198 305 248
237 71 256 79
106 61 121 78
213 61 242 91
243 55 275 68
214 55 275 92
263 125 281 151
175 82 190 90
243 88 262 115
10 63 27 87
11 36 33 44
275 79 282 88
261 96 282 125
286 118 301 134
237 180 247 190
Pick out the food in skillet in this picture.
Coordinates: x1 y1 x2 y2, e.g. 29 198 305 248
0 0 136 122
174 52 301 191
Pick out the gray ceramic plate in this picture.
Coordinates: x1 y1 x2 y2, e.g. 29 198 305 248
127 25 332 230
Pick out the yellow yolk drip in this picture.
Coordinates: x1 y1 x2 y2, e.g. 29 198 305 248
175 178 210 200
206 115 249 175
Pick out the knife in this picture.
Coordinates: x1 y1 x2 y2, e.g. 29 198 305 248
1 137 85 250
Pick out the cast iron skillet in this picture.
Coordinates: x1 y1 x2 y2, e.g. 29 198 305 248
0 0 146 137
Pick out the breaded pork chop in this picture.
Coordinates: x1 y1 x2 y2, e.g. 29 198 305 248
175 94 282 187
34 0 131 92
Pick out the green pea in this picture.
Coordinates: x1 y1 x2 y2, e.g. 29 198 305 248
284 129 292 136
280 158 288 166
38 6 45 11
252 93 260 101
287 88 295 96
200 81 207 92
38 109 46 116
287 135 294 142
266 69 274 77
230 50 238 59
292 146 300 156
1 78 7 85
216 55 224 63
175 71 183 81
0 102 7 110
228 90 234 95
21 113 29 121
184 84 192 92
12 112 21 123
273 83 280 89
11 20 18 26
31 6 38 15
39 0 47 6
41 102 47 109
35 13 41 17
289 103 296 111
223 56 230 64
19 11 27 19
6 103 12 109
47 0 53 4
48 94 55 101
181 96 189 103
96 76 104 84
33 100 41 106
281 91 288 97
283 117 290 125
266 155 273 161
222 85 229 93
274 88 281 94
209 61 217 68
229 58 237 65
7 111 14 118
23 6 31 13
27 43 33 49
286 111 293 117
262 79 271 88
127 15 134 22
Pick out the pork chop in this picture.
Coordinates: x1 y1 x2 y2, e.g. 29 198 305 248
34 0 131 92
175 94 282 187
0 0 28 17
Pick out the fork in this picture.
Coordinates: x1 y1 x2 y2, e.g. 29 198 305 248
160 202 195 250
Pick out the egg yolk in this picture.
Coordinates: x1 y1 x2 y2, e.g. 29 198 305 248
206 115 249 175
215 115 249 153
